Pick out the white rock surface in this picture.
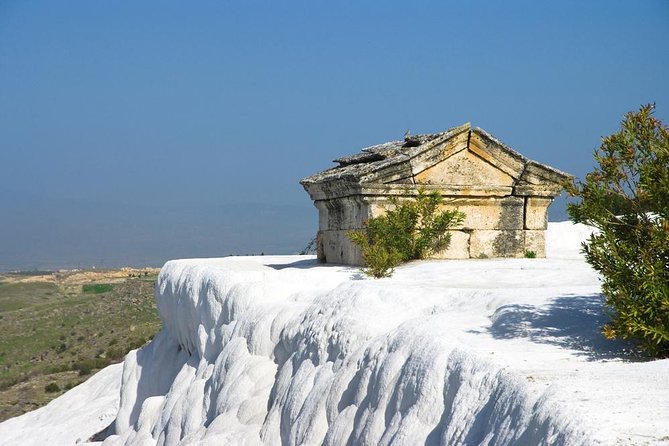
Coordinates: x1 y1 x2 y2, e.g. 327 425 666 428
1 221 668 445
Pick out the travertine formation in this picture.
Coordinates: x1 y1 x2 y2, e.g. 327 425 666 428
301 123 571 265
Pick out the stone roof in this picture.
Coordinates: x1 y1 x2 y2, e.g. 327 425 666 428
301 123 571 200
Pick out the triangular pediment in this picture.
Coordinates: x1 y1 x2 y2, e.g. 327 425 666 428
395 127 527 188
300 124 571 201
413 147 516 187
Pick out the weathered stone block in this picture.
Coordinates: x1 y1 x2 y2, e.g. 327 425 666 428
524 197 552 230
524 230 545 257
442 197 524 231
470 230 525 258
433 230 470 259
318 229 363 265
316 197 372 231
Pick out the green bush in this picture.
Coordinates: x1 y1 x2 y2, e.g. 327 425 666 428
347 232 402 278
44 382 60 393
106 347 124 360
566 104 669 357
348 188 465 278
524 250 537 259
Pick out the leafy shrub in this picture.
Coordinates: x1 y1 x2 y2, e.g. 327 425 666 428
44 382 60 393
566 104 669 357
348 188 465 278
95 357 110 368
106 347 124 360
346 232 402 278
524 250 537 259
64 381 81 390
72 357 109 376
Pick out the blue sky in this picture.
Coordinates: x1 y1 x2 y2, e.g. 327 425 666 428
1 1 668 270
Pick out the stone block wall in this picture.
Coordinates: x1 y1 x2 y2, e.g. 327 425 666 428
314 193 552 264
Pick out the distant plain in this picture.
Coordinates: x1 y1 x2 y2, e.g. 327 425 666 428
0 268 162 421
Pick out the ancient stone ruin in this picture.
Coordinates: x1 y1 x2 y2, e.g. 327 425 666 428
301 123 571 265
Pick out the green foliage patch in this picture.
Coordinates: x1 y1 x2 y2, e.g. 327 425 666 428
82 283 114 294
348 188 465 278
566 104 669 357
44 382 60 393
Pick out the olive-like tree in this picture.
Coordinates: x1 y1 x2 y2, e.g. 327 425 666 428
566 104 669 357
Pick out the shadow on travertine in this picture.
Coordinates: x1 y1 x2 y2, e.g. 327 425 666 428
265 259 367 280
265 259 321 270
488 294 647 361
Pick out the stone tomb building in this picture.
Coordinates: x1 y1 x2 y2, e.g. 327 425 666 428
300 123 571 265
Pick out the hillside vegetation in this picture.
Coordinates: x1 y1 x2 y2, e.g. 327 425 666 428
0 268 162 421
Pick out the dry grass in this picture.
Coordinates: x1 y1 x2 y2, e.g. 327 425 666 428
0 268 162 422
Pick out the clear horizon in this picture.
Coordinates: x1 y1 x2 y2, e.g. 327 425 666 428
1 1 668 271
